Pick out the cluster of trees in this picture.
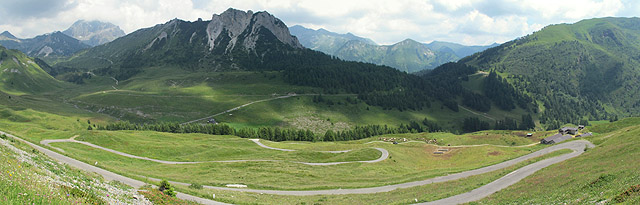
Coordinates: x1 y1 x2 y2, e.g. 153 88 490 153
494 117 519 130
99 121 235 135
493 114 535 130
462 92 491 112
462 117 490 133
281 54 435 111
483 71 532 111
312 95 360 106
99 118 444 142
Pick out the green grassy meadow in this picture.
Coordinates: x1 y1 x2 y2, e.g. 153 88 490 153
45 129 546 190
173 149 573 205
76 130 381 162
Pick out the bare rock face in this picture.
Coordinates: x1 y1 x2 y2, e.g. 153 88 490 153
63 20 126 46
206 8 302 52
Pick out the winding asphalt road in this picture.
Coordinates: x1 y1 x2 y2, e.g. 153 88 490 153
0 131 227 205
41 137 388 166
9 129 595 204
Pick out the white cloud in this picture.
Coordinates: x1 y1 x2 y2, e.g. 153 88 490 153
0 0 638 45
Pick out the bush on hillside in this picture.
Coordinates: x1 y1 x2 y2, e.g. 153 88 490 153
188 183 203 189
159 180 176 197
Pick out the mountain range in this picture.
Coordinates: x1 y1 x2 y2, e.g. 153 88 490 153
289 25 496 72
2 8 639 130
0 20 125 58
0 31 89 57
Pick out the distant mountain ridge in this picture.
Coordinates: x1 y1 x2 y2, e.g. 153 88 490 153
63 20 126 46
333 38 458 73
289 25 377 53
0 31 18 41
289 25 496 73
0 31 90 57
426 41 499 59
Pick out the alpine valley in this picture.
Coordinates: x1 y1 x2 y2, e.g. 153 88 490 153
1 7 640 205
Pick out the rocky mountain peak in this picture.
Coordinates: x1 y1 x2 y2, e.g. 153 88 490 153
0 31 18 40
206 8 302 52
63 20 126 46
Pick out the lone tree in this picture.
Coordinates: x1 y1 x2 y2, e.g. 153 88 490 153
159 179 176 197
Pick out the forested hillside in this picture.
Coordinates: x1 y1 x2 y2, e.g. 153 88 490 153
456 17 640 128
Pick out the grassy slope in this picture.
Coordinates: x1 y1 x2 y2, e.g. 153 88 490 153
76 130 381 163
472 117 640 204
0 134 145 204
0 47 64 95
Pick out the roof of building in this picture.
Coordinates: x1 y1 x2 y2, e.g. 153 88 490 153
560 127 578 131
557 135 573 142
577 132 593 137
542 133 564 143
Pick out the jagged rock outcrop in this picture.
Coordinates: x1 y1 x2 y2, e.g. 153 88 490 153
206 8 302 52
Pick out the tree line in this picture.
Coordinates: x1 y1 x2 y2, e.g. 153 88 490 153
97 118 444 142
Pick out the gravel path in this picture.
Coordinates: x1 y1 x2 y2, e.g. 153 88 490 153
1 131 227 205
41 136 388 166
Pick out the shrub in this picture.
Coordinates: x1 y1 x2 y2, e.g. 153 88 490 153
0 134 7 139
613 184 640 203
188 183 203 189
159 180 176 197
61 185 107 204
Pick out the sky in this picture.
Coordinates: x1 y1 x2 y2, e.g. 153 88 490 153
1 0 639 45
